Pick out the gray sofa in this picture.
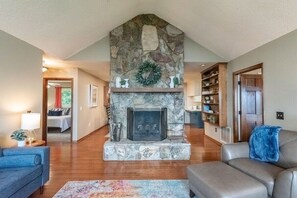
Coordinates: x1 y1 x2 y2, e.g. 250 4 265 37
188 129 297 198
222 129 297 198
0 146 50 198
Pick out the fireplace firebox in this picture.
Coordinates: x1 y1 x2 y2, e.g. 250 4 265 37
127 107 167 141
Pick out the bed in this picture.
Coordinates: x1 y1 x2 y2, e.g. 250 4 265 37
47 115 71 132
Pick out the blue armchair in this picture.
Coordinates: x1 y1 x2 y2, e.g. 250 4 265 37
0 146 50 198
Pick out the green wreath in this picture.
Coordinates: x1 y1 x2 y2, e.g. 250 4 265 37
135 61 161 86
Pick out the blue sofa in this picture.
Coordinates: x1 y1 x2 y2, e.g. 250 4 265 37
0 146 50 198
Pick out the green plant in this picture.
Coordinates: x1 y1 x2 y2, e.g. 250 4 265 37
120 79 126 85
173 76 179 86
10 129 27 141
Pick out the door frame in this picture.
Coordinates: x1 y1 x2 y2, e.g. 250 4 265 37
233 63 264 142
42 77 74 142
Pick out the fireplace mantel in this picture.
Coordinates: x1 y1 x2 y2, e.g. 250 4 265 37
110 87 183 93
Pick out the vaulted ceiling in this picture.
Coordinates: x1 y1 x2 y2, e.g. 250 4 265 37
1 0 297 77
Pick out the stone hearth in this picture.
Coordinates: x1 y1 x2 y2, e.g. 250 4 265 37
104 137 190 160
103 14 190 161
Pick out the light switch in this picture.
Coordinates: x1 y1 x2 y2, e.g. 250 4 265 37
276 112 284 120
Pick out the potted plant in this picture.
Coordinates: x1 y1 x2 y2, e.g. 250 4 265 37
120 79 126 88
10 129 27 147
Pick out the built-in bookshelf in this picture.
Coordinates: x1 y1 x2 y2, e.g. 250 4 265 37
201 63 227 127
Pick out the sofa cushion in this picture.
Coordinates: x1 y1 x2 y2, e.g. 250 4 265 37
228 158 284 196
0 155 41 168
0 166 42 198
273 130 297 169
188 161 267 198
0 147 2 157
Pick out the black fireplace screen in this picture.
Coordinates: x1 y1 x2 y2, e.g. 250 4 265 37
127 107 167 141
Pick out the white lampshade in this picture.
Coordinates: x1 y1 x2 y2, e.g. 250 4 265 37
21 113 40 130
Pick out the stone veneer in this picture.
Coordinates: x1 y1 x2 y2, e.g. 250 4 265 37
104 138 190 160
104 14 190 160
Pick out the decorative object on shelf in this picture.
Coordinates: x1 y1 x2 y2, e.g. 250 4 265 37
10 129 27 147
21 111 40 145
204 105 210 112
115 77 121 88
208 115 217 124
135 61 161 86
169 76 175 88
204 96 210 103
124 79 129 88
120 79 126 88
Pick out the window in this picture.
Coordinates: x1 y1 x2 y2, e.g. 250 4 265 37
62 88 71 107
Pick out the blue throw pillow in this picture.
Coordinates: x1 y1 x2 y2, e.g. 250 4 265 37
0 155 41 168
249 125 281 162
0 147 2 157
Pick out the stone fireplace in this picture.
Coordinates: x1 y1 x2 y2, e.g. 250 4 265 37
103 14 190 160
127 107 167 141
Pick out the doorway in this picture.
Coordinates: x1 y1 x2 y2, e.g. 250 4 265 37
42 78 73 143
233 63 263 142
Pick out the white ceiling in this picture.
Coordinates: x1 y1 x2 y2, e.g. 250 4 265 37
1 0 297 80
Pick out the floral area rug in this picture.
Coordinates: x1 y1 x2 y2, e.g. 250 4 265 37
53 180 191 198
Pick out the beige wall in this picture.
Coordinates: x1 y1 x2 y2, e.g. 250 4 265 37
68 36 110 62
0 30 43 147
77 69 107 140
184 37 225 62
227 29 297 131
47 86 55 109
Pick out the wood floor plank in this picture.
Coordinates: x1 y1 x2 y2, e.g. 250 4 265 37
32 125 221 197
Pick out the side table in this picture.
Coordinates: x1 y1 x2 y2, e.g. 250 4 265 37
26 140 46 147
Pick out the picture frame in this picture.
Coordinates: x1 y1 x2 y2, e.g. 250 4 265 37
88 84 98 108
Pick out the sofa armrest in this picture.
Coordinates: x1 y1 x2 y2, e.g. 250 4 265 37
221 142 249 162
2 146 50 185
273 167 297 198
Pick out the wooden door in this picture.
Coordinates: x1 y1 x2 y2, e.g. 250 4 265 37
240 74 263 141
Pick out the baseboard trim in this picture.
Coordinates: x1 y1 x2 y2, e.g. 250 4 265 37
204 134 222 146
77 124 108 142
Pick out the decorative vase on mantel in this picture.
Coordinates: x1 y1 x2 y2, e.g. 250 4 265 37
169 76 175 88
115 77 121 88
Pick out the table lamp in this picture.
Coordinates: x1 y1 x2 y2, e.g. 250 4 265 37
21 111 40 145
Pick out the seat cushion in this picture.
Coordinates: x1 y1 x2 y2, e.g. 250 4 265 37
0 165 42 198
187 161 267 198
228 158 284 196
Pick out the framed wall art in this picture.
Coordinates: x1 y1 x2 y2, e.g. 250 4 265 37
88 84 98 108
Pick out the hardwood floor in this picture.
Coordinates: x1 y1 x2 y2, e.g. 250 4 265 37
32 125 221 197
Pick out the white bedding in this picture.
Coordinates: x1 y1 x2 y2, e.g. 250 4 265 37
47 115 71 132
